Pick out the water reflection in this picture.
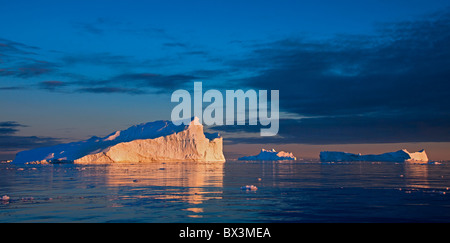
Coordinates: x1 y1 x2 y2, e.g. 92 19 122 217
2 160 450 222
317 161 449 191
403 163 429 189
224 160 446 191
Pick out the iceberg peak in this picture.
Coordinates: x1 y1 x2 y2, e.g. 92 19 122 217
190 116 202 126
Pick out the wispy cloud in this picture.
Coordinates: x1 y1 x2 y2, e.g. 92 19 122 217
0 121 28 135
0 38 58 78
38 80 69 91
72 17 174 40
163 42 188 48
61 52 135 66
0 121 61 152
76 86 146 95
0 135 61 152
0 38 40 56
29 71 200 95
109 73 198 91
0 121 28 127
0 86 27 90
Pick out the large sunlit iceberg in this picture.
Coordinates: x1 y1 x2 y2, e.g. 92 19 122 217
13 117 225 164
320 149 428 162
238 149 297 161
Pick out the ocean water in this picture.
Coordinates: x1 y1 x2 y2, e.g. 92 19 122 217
1 160 450 223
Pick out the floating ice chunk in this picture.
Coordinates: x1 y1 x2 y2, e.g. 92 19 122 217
241 185 258 191
238 149 296 161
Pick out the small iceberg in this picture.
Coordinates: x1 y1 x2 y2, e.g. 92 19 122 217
320 149 428 162
238 149 297 161
241 185 258 191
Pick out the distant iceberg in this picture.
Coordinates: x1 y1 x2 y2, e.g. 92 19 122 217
238 149 297 161
13 117 225 164
320 149 428 162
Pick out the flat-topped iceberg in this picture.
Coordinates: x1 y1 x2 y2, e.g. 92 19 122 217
238 149 297 161
13 117 225 164
320 149 428 162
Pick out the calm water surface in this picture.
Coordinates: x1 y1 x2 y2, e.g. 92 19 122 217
1 160 450 222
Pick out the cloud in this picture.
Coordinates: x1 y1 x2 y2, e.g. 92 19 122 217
38 80 69 91
163 42 188 48
51 72 199 94
0 135 61 152
0 63 55 78
76 86 146 95
110 73 199 91
0 121 27 127
0 86 27 90
72 18 173 40
0 38 39 56
74 22 104 35
61 52 139 67
0 38 56 78
234 11 450 117
55 50 212 94
1 32 225 95
39 68 230 95
218 9 450 144
0 57 57 79
29 71 202 95
0 127 20 135
72 18 115 35
182 51 209 56
0 121 27 135
211 114 450 144
62 53 124 65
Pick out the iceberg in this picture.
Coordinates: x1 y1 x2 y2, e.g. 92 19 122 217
238 149 297 161
241 185 258 191
12 117 225 164
320 149 428 162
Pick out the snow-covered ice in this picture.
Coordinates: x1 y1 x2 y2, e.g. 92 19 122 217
12 117 225 164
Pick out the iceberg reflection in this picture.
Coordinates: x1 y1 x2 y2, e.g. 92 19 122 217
101 162 224 209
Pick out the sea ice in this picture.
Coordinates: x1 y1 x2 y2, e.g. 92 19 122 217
12 117 225 164
320 149 428 162
238 149 296 161
241 185 258 191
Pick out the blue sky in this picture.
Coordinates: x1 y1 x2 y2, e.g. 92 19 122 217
1 0 450 159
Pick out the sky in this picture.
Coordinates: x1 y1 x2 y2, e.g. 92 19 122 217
1 0 450 160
